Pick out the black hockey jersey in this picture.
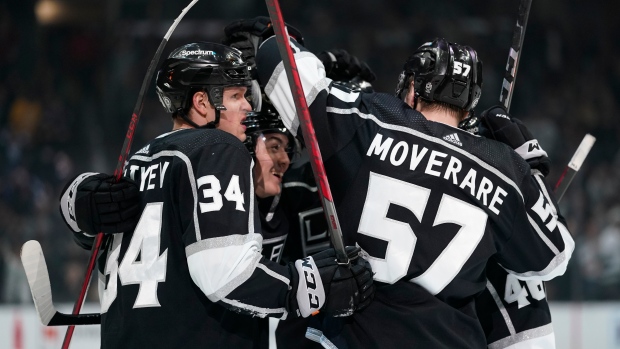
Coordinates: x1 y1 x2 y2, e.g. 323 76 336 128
256 37 574 348
62 128 294 349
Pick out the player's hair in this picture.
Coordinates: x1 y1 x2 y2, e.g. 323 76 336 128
396 38 483 112
155 42 252 128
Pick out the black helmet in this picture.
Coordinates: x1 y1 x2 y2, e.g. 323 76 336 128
243 101 297 160
155 42 252 126
395 38 483 111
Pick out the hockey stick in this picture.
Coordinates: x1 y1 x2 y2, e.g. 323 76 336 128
554 134 596 201
499 0 532 110
264 0 348 264
18 0 199 337
21 240 101 326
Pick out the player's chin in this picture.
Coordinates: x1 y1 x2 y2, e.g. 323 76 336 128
238 131 247 142
263 182 281 197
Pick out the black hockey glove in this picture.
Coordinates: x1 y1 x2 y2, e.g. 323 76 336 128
480 105 551 176
222 16 304 75
288 246 375 318
458 113 481 135
317 49 377 83
60 173 141 236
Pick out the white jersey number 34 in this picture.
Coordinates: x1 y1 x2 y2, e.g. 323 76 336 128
358 172 487 295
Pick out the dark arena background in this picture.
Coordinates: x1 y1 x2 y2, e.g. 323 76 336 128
1 0 619 347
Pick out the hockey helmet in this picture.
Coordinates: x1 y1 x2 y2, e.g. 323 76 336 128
155 42 252 116
395 38 483 111
243 101 297 161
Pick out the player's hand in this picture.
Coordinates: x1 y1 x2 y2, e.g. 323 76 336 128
67 173 141 235
480 105 551 176
317 49 376 83
222 16 304 73
458 113 480 135
288 246 375 318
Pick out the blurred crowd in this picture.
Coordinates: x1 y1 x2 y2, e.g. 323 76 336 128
1 0 618 304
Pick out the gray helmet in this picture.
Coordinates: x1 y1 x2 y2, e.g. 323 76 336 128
395 38 483 111
155 42 252 126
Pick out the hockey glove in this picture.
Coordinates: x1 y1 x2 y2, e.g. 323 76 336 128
480 105 551 176
288 246 375 318
317 49 377 83
60 173 141 236
222 16 304 76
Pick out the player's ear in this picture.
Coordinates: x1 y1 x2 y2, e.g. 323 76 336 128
192 91 213 115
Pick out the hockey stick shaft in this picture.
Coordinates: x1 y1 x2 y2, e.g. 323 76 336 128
554 134 595 201
500 0 532 111
264 0 348 263
60 0 199 340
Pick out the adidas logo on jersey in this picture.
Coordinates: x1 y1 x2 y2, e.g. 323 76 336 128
443 133 462 146
136 144 150 155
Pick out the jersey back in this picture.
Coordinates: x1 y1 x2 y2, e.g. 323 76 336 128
97 129 264 349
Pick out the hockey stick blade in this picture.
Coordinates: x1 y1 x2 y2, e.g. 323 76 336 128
554 134 596 201
264 0 349 264
62 1 199 343
20 240 101 326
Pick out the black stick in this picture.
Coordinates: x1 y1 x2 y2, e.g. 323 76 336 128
499 0 532 111
264 0 348 263
20 0 199 333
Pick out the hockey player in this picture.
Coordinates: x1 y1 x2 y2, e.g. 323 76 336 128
59 41 374 349
225 17 559 347
224 20 575 348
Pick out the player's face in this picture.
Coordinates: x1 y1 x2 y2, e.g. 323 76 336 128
219 86 252 141
253 132 291 198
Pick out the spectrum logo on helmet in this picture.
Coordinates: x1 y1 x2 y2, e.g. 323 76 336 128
179 50 216 56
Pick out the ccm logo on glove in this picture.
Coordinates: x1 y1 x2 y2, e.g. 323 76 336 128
295 257 326 317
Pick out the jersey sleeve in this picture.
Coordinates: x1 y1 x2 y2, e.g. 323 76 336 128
179 142 292 318
496 170 575 281
257 36 366 161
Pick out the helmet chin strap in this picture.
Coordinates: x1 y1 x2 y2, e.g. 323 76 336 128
177 108 218 129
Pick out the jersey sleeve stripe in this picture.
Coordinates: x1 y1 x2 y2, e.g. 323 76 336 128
219 297 287 319
256 263 290 285
282 181 318 192
325 105 525 201
488 324 555 349
500 245 569 281
248 158 256 235
485 280 517 335
185 233 263 256
526 214 561 255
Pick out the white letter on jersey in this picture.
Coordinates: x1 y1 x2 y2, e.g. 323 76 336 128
390 141 409 166
366 133 394 161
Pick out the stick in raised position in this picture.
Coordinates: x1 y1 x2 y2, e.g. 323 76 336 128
264 0 348 264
